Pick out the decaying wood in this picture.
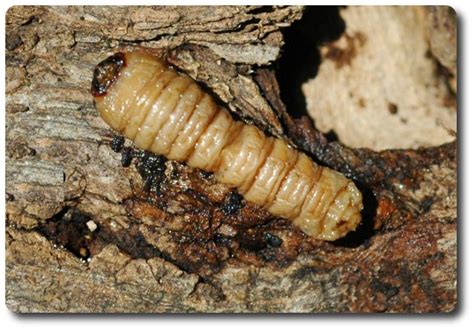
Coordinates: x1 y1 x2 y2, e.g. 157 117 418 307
6 6 456 312
302 6 456 150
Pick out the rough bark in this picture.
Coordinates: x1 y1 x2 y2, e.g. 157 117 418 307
6 5 456 313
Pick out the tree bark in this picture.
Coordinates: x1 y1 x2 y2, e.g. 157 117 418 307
6 5 456 312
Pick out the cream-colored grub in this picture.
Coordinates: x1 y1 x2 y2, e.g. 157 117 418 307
93 51 363 241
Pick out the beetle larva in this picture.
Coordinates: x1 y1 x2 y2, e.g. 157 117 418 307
91 51 363 241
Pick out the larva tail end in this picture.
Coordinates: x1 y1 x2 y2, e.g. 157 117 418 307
91 52 127 97
293 180 363 241
317 182 364 241
316 211 362 241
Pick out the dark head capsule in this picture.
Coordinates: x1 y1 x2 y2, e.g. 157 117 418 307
91 52 126 97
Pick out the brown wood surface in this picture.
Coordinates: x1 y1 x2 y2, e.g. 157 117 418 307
5 5 456 312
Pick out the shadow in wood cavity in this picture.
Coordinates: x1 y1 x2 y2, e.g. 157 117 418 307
276 6 345 119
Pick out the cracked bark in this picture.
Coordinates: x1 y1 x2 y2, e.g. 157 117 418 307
6 5 456 312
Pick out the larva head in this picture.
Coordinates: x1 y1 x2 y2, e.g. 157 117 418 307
91 51 166 132
91 52 126 98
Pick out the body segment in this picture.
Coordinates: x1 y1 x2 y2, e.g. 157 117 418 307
92 51 363 241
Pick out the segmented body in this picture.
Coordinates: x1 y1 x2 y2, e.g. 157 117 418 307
91 51 363 241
